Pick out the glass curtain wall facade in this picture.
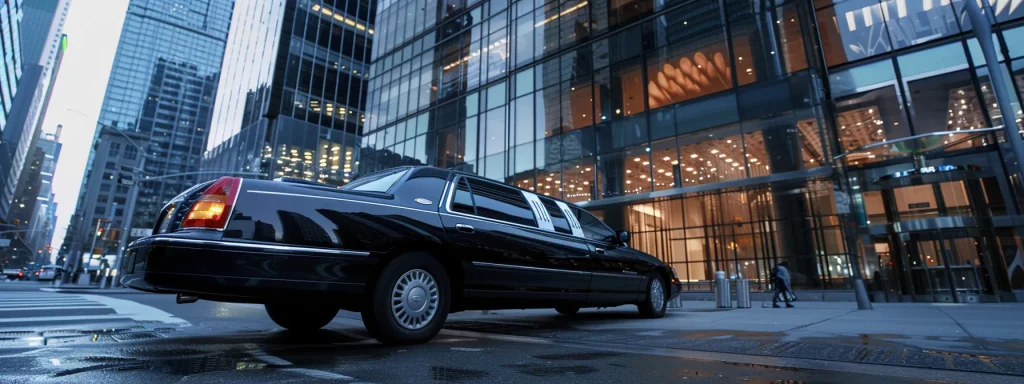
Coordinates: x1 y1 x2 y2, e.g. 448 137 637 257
59 0 233 268
362 0 1024 299
0 0 22 131
202 0 375 186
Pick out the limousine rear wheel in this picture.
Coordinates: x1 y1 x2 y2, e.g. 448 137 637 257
638 274 668 318
362 253 450 345
265 302 339 332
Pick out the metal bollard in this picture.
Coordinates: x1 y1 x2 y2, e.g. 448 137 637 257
735 279 751 308
714 271 731 308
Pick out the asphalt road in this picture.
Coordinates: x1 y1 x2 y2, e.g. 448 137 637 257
0 281 1006 383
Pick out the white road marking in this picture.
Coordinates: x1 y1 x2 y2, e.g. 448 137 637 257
246 344 355 381
0 306 110 312
0 298 91 302
0 315 133 323
76 294 190 326
0 302 96 307
283 367 354 381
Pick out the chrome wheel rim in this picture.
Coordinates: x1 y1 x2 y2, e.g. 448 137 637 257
391 269 439 330
650 278 665 311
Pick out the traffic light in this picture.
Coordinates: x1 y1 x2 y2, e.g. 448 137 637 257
96 227 104 237
12 219 18 226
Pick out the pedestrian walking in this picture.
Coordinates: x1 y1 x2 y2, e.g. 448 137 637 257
772 261 794 308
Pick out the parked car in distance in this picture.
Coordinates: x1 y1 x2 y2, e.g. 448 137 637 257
122 166 682 345
36 265 60 281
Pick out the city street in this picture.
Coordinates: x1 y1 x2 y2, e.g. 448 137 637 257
1 281 1022 383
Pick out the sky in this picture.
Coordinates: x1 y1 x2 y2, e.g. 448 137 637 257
38 0 130 255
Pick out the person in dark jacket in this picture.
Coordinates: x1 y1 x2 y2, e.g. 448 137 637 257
772 261 794 308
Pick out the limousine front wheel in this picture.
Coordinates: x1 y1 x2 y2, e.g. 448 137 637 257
638 275 668 318
362 253 450 345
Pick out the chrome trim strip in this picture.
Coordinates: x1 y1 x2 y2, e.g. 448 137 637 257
219 178 243 231
246 190 439 215
591 272 644 279
438 180 453 209
472 261 590 275
154 237 370 256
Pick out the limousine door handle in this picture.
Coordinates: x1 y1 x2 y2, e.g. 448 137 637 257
595 248 605 254
455 224 475 234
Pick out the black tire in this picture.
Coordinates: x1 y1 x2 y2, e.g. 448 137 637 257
638 274 668 319
265 302 339 332
555 306 580 316
362 253 450 345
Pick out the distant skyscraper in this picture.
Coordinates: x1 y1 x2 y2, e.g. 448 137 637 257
59 0 233 270
201 0 374 186
24 127 61 264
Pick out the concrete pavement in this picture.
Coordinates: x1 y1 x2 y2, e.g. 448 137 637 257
444 301 1024 376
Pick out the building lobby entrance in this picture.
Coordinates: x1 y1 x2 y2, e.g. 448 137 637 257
844 130 1017 303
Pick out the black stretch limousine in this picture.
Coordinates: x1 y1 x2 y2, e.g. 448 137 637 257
122 166 682 344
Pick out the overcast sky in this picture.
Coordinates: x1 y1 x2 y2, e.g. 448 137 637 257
38 0 130 256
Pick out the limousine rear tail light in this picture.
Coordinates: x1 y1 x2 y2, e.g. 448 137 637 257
182 177 241 229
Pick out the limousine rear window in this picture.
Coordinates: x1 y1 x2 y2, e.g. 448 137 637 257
341 168 409 193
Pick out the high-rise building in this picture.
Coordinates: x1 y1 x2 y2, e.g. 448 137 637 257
59 0 233 272
22 127 61 265
202 0 375 186
0 0 22 131
361 0 1024 302
0 0 67 223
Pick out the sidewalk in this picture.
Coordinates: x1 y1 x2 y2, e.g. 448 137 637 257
445 301 1024 375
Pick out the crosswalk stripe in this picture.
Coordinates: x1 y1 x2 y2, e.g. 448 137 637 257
0 315 133 323
0 294 190 330
0 303 102 309
0 306 113 312
0 298 90 302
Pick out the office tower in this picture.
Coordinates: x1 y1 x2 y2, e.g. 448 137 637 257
361 0 1024 301
202 0 374 186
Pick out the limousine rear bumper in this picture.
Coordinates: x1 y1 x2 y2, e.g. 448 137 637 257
120 234 374 304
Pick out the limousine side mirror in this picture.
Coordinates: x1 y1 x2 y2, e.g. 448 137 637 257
616 230 630 245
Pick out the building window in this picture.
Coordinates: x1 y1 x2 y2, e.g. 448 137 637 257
676 124 746 186
108 142 122 157
729 2 808 86
817 0 892 67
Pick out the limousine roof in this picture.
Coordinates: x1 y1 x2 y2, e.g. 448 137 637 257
394 166 588 210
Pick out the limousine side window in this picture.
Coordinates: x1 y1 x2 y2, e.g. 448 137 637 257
451 178 476 215
576 208 616 243
539 197 573 235
464 177 538 227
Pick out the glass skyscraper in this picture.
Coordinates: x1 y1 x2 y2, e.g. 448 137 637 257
0 0 22 131
59 0 233 270
361 0 1024 302
202 0 375 186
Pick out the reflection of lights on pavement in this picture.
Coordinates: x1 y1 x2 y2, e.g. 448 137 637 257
23 336 43 347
